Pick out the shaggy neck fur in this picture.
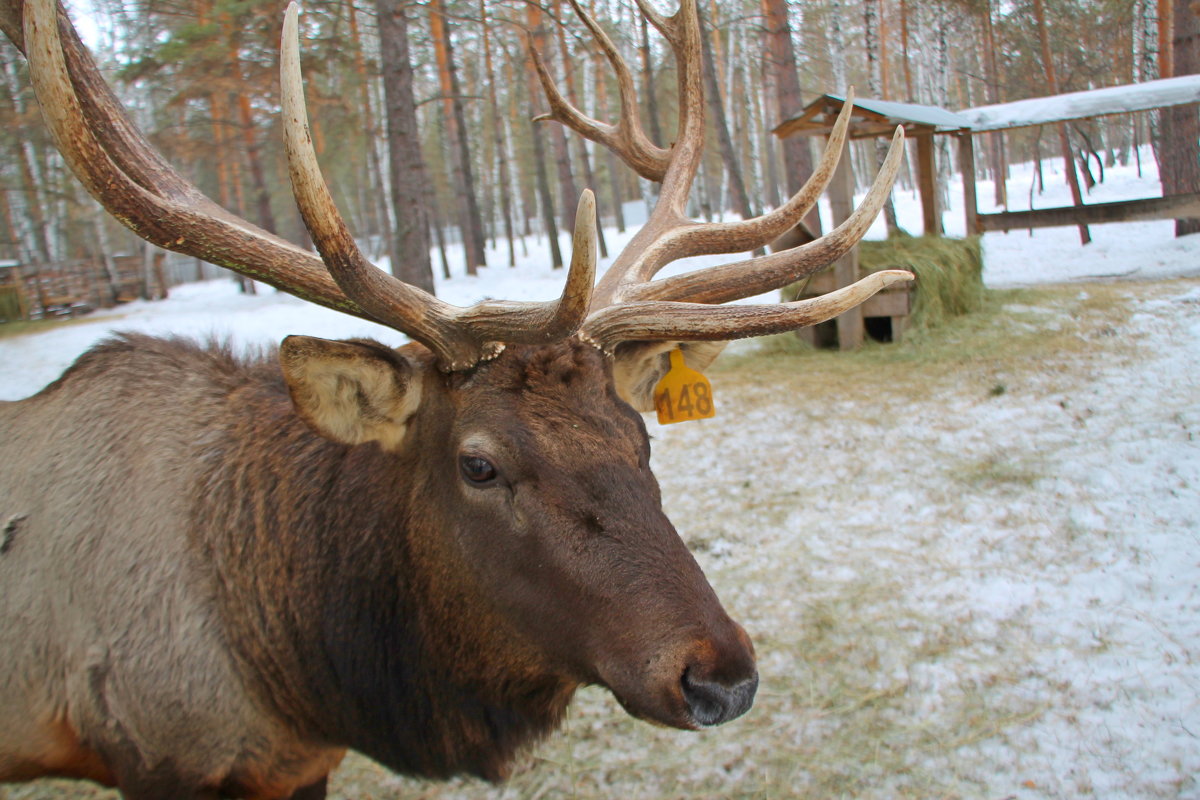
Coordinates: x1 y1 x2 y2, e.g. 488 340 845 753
191 346 575 781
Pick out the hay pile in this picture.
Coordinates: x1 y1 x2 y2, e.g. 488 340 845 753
861 235 984 333
784 235 985 337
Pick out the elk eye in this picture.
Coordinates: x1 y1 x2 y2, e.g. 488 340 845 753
459 455 498 485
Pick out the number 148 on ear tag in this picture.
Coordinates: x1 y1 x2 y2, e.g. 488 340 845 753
654 349 716 425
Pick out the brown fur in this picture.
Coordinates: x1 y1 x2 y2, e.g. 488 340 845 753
0 333 755 799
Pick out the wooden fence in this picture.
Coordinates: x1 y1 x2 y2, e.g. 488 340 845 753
0 252 168 322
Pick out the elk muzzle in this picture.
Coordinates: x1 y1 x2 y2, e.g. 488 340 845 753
680 630 759 726
598 610 758 731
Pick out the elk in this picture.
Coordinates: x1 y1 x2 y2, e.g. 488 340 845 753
0 0 908 797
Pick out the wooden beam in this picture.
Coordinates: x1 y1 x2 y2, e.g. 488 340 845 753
828 135 864 350
977 192 1200 232
916 133 942 235
957 133 980 236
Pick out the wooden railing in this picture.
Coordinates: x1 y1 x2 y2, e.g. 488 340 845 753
974 192 1200 233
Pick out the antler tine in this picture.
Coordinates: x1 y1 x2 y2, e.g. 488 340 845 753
283 3 596 371
628 124 907 304
529 0 669 182
585 91 860 309
581 270 914 350
631 0 677 46
281 5 461 352
546 1 911 351
20 0 368 318
630 90 858 282
587 0 708 308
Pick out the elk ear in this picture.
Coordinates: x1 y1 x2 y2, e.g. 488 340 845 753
279 335 423 449
611 341 728 412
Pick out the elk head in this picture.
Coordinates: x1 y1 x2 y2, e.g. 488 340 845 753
6 0 908 743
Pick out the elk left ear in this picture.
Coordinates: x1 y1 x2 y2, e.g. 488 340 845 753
611 341 728 412
279 335 423 449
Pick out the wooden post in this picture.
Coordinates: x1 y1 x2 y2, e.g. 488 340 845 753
958 132 980 236
828 134 864 350
916 132 942 235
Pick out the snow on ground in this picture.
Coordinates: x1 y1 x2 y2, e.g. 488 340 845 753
1 154 1198 798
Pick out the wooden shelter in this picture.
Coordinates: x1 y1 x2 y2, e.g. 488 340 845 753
772 81 1200 348
772 95 971 349
956 75 1200 235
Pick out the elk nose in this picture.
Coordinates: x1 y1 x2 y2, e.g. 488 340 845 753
681 664 758 727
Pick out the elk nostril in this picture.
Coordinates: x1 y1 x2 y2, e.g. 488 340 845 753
680 666 758 727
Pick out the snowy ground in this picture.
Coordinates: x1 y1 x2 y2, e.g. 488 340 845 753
1 154 1198 799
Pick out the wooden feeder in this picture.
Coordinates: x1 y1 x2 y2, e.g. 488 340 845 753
773 94 971 350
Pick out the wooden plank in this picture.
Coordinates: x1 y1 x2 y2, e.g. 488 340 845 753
862 290 910 318
916 133 942 235
958 133 980 236
978 192 1200 232
828 135 863 350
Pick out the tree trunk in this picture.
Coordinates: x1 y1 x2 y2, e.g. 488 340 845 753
555 2 608 257
863 0 901 235
524 17 564 269
207 89 254 294
1032 0 1091 245
1161 0 1200 236
593 43 627 233
762 0 820 233
982 0 1008 208
348 0 393 260
899 0 914 101
638 11 666 149
527 6 580 241
430 0 486 274
479 0 517 266
222 13 276 236
828 0 850 95
377 0 434 292
1158 0 1176 79
697 3 756 229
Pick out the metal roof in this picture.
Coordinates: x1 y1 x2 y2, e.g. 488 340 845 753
958 75 1200 133
772 94 973 139
775 77 1200 140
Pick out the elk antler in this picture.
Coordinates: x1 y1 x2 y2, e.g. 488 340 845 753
15 0 598 371
280 3 595 369
17 0 360 315
530 0 912 351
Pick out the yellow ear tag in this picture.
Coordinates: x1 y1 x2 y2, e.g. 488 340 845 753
653 349 716 425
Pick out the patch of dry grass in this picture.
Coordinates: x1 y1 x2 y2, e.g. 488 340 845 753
0 314 116 340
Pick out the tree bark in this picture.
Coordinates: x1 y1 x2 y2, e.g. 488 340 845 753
762 0 821 233
222 12 275 236
697 3 755 228
1032 0 1091 245
554 0 607 257
593 45 627 233
479 0 517 266
862 0 901 235
638 11 666 150
1161 0 1200 236
524 12 564 269
348 0 392 260
430 0 486 274
982 0 1008 207
376 0 434 292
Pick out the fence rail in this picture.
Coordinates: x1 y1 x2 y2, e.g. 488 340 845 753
976 192 1200 233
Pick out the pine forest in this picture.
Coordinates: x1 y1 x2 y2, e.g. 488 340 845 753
0 0 1195 312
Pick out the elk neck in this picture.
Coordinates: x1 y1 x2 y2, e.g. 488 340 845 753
190 341 577 782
